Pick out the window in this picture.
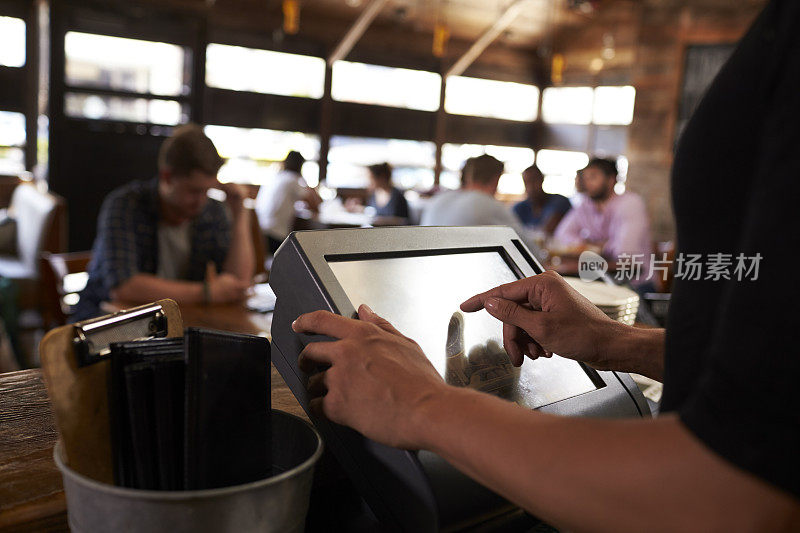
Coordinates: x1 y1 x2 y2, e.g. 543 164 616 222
542 87 594 125
593 86 636 125
543 85 636 126
204 125 320 186
63 33 189 125
206 44 325 99
65 32 187 96
445 76 539 122
0 111 26 174
327 136 436 189
0 16 25 68
64 93 185 125
332 61 441 112
440 143 535 195
536 149 589 197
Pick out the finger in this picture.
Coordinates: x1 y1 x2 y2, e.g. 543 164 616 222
461 271 565 312
357 304 404 337
484 297 547 337
309 397 325 418
527 341 546 360
502 322 524 366
298 341 340 373
307 371 328 397
293 310 364 339
460 277 539 312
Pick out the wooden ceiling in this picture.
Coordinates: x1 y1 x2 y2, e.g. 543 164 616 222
304 0 587 48
200 0 594 51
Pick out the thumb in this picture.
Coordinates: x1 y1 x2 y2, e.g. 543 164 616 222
484 297 540 332
357 304 404 337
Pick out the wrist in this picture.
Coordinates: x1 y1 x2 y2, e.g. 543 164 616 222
409 384 471 451
605 322 665 380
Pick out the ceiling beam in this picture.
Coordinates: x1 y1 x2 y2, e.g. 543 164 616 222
328 0 389 66
445 0 529 78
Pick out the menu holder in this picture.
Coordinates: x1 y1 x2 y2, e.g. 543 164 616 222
39 300 183 484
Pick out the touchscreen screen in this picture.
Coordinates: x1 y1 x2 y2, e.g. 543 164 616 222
327 251 598 409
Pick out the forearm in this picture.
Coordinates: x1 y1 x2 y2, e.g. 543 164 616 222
603 322 665 381
111 274 204 305
415 388 798 533
223 210 255 281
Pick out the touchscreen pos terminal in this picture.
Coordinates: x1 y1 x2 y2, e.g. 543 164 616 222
270 226 649 532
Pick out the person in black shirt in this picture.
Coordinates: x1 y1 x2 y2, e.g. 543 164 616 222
290 1 800 530
365 162 410 220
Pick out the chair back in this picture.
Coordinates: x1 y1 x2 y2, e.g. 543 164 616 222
9 183 59 276
40 251 92 327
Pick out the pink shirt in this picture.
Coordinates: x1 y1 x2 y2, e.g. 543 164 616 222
555 192 653 266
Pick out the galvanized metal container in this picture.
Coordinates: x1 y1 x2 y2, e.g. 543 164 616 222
54 410 323 533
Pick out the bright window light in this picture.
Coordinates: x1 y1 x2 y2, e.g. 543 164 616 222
0 111 26 147
537 149 589 197
327 136 436 189
64 93 184 124
332 61 441 112
445 76 539 121
593 86 636 125
0 110 26 175
441 143 534 195
206 44 325 99
0 17 25 67
65 32 186 96
542 87 594 125
204 125 320 186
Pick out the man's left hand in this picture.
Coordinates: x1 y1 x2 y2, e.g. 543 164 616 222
292 305 448 449
219 182 246 217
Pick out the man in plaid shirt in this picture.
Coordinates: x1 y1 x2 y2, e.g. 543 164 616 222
75 125 255 319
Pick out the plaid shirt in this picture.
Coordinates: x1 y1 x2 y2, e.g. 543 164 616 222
75 179 231 319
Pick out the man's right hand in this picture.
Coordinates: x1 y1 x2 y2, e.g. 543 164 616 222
460 270 638 373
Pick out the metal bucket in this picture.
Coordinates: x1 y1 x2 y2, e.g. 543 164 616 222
54 410 323 533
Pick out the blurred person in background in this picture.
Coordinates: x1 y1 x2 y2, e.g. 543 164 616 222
75 124 255 320
512 164 571 235
348 163 410 220
421 154 524 237
460 156 476 189
554 158 653 282
255 150 322 254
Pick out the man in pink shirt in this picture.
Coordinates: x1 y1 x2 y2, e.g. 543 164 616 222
554 158 654 286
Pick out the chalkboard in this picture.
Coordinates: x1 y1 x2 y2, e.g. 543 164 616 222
675 43 736 145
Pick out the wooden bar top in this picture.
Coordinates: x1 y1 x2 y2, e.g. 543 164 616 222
0 304 306 531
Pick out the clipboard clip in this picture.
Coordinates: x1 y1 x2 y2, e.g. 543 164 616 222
73 303 169 367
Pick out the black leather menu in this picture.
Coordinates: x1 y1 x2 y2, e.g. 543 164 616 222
108 329 271 491
184 327 271 490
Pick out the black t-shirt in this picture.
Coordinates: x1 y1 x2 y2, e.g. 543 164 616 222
663 0 799 498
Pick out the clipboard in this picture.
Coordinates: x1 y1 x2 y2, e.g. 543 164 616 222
40 299 183 484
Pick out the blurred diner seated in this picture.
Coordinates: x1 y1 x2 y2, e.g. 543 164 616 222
420 154 524 237
74 124 255 320
345 162 409 221
255 150 322 255
512 164 571 235
553 157 654 287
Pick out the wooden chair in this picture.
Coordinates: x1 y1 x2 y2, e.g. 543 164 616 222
0 182 67 312
247 207 268 278
40 251 92 328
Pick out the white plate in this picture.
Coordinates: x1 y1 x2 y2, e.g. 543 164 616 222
564 277 640 308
